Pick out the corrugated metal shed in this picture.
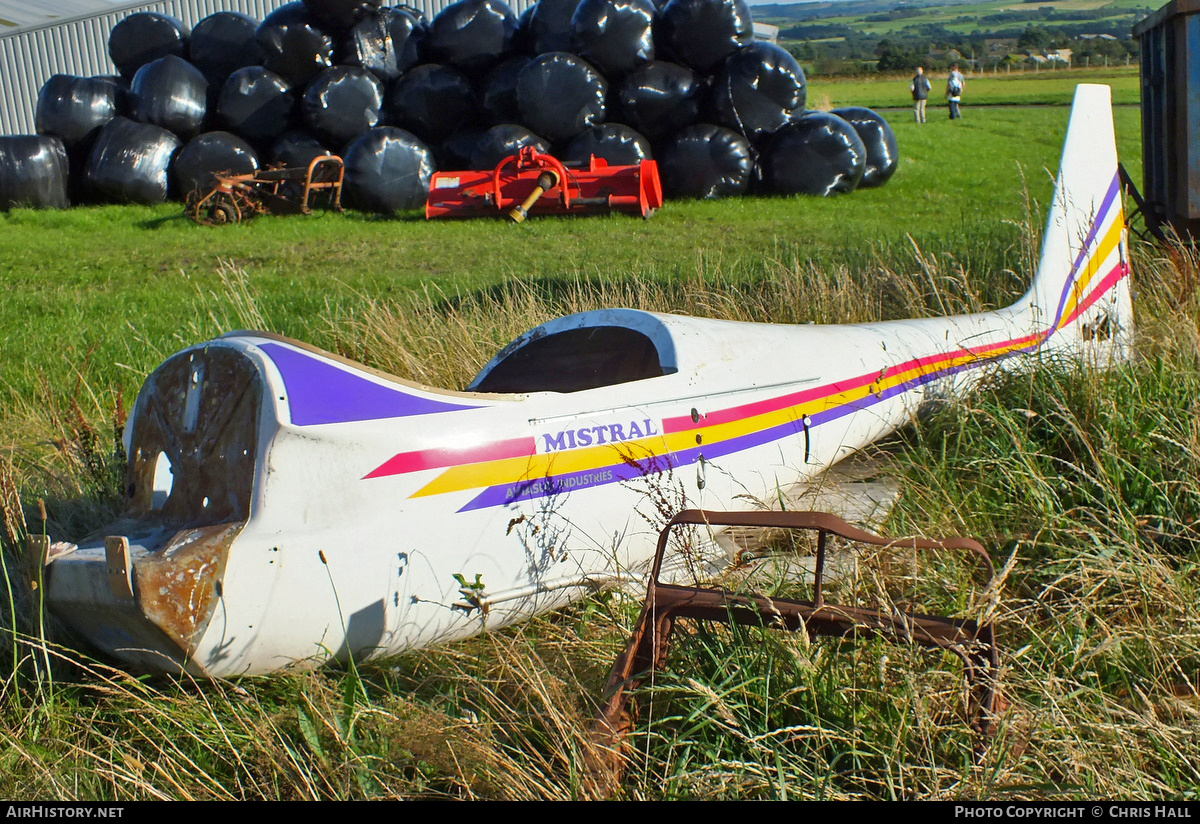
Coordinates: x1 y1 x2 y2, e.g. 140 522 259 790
1133 0 1200 232
1 0 533 136
0 1 140 33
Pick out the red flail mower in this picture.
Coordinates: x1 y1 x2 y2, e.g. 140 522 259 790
426 147 663 221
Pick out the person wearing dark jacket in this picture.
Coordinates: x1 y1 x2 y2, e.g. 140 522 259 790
910 66 931 123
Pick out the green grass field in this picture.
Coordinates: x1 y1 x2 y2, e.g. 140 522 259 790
4 75 1200 800
0 92 1144 417
809 65 1141 108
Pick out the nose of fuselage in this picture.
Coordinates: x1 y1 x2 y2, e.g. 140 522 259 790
45 342 266 674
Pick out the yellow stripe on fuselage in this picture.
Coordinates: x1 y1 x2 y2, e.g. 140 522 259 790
1056 209 1123 328
413 214 1124 499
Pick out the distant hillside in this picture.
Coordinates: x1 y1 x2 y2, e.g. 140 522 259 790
756 0 1150 73
753 0 984 22
754 0 1153 35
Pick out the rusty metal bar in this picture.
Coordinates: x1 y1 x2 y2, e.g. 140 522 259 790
591 509 1001 785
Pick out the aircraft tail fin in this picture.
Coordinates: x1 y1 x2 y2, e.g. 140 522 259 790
1019 83 1132 365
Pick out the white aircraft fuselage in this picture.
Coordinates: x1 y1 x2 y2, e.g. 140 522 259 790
45 85 1131 676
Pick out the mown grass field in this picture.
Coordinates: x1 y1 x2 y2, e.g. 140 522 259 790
808 65 1141 108
4 72 1199 800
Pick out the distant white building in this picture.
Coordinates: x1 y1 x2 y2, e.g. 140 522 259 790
752 22 779 43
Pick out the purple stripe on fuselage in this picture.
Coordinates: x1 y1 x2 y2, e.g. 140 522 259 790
260 342 479 426
458 332 1042 511
1050 174 1119 332
460 458 669 511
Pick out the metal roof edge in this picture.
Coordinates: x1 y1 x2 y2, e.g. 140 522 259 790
1 1 189 40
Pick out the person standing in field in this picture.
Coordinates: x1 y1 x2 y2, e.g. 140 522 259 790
946 63 965 120
911 66 931 123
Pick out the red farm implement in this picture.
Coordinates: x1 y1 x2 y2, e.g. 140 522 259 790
426 147 663 221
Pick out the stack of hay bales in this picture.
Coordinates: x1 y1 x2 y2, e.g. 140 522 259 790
1 0 898 213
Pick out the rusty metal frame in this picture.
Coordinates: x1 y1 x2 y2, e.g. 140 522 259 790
186 156 345 225
594 509 1001 764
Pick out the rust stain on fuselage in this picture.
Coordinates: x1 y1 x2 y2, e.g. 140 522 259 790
52 343 263 672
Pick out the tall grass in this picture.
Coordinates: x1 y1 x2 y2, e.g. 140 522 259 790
2 220 1199 798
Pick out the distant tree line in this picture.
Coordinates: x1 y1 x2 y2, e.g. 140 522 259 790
783 23 1138 75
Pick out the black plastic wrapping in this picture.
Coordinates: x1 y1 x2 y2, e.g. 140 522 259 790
570 0 655 77
658 0 753 73
190 13 265 86
659 123 752 199
130 55 209 140
830 106 897 188
761 111 865 196
174 131 259 194
35 75 124 149
713 42 806 141
84 117 182 203
439 129 483 168
564 123 651 165
217 67 296 146
480 56 530 126
303 66 384 148
303 0 383 31
270 131 333 166
527 0 579 53
0 136 70 210
388 64 478 145
470 124 549 168
615 61 703 142
108 12 189 79
425 0 518 74
517 52 607 143
339 7 426 82
343 126 434 212
256 3 336 87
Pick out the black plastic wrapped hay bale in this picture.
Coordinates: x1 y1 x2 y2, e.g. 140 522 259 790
426 0 518 74
439 129 483 168
303 0 384 31
339 7 426 83
388 64 478 145
564 123 651 165
527 0 580 53
218 67 297 147
470 124 549 168
343 126 434 212
712 42 806 141
830 107 897 188
760 111 866 196
615 61 704 143
480 56 531 126
109 12 189 79
570 0 656 77
659 123 752 198
517 52 607 143
129 55 209 140
190 12 265 86
303 66 385 148
256 3 336 87
35 75 125 150
658 0 753 74
270 131 333 167
0 136 70 210
174 131 259 195
84 117 182 203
